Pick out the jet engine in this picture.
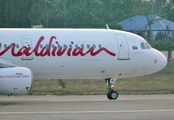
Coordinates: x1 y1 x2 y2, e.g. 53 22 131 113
0 66 33 95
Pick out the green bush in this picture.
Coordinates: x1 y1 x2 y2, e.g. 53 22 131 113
153 38 174 51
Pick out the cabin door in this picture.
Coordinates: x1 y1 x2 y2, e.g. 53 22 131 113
115 35 130 60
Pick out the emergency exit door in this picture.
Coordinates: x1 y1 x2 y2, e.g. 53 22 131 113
21 38 33 60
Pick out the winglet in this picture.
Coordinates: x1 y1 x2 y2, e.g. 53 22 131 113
106 24 110 30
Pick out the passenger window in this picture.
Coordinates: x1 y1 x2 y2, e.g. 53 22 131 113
52 44 55 48
46 44 49 49
81 44 84 49
63 44 67 48
16 44 19 48
140 42 146 49
87 44 90 49
145 42 152 49
75 44 78 48
69 44 72 49
93 44 96 49
40 44 43 48
4 44 7 48
99 44 102 48
57 44 61 48
10 44 13 48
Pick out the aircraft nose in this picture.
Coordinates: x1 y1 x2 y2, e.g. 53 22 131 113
155 50 167 71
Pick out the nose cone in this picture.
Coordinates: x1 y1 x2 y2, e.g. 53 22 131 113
160 52 167 69
153 49 167 72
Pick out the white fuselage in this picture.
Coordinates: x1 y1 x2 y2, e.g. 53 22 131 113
0 28 167 80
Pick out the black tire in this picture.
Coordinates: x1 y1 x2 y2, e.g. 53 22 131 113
107 90 118 100
107 91 111 99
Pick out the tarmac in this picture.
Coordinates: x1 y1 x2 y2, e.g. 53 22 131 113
0 94 174 120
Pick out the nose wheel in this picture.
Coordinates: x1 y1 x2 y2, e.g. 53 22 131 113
107 90 118 100
105 78 118 100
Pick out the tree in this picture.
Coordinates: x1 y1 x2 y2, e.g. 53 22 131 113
50 0 104 28
150 0 167 15
3 0 32 28
0 0 157 28
0 0 7 27
27 0 54 27
163 0 174 21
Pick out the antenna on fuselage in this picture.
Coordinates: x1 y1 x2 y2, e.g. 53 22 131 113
106 24 110 30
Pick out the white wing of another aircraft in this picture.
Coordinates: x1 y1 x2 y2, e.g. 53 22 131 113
0 28 167 100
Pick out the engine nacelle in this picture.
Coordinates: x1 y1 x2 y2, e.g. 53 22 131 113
0 67 33 95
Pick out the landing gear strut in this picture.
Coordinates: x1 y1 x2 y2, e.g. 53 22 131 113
105 78 118 100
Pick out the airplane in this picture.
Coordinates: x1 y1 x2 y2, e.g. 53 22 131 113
0 27 167 100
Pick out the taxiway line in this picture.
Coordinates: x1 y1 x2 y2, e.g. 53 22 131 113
0 109 174 115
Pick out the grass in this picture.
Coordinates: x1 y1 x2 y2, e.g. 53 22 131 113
29 61 174 95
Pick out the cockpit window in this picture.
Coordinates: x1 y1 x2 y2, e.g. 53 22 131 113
145 42 152 49
140 42 152 49
140 42 146 49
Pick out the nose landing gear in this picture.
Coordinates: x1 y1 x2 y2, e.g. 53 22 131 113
105 78 118 100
